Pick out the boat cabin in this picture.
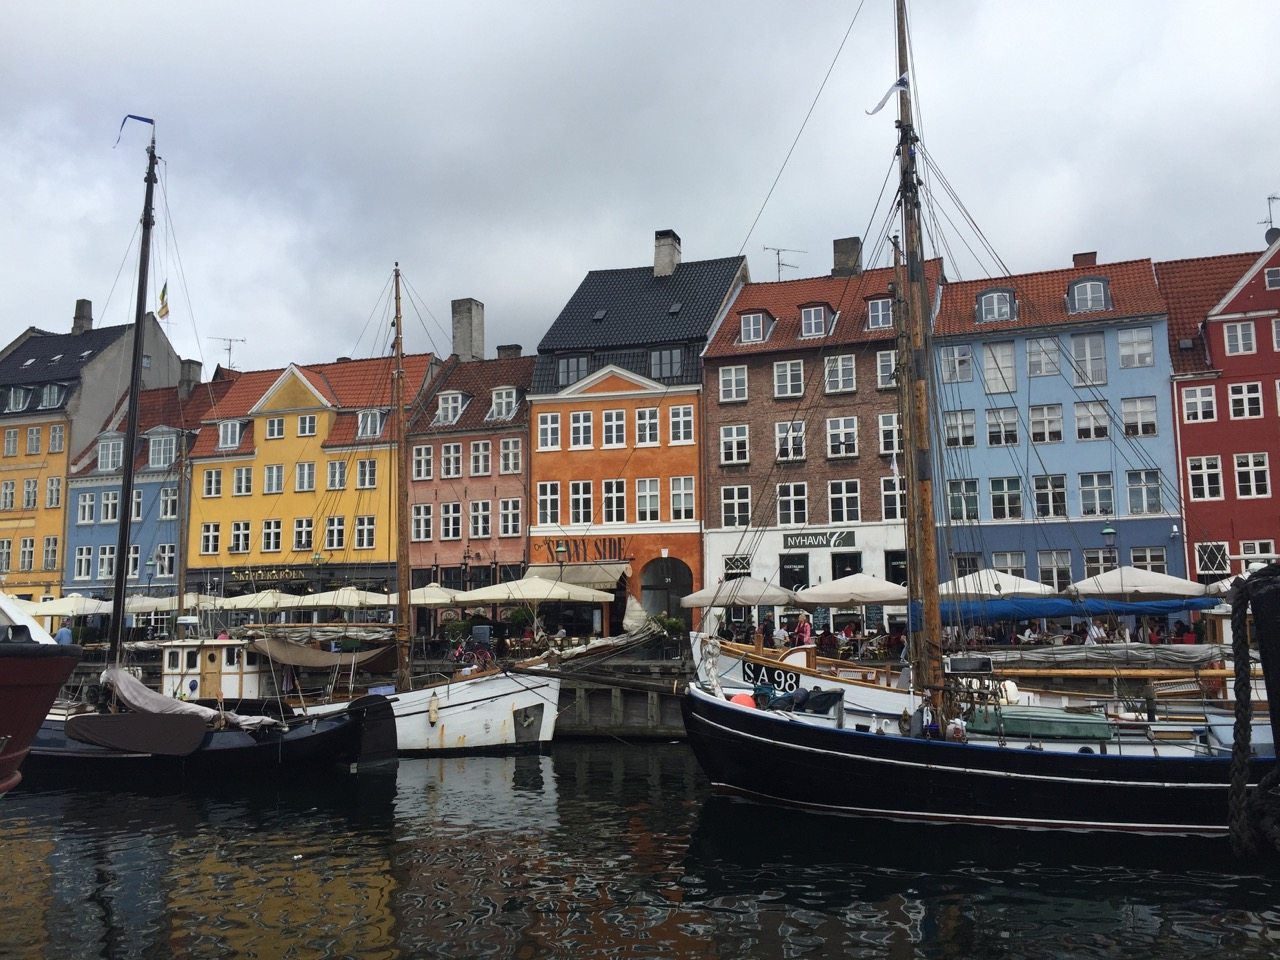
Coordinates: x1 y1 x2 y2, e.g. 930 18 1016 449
159 618 277 700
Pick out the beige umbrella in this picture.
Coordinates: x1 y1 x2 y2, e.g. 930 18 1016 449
1068 566 1210 602
795 574 909 606
0 591 40 613
940 569 1056 599
33 593 113 617
680 576 796 609
125 594 172 613
454 576 611 605
388 583 459 608
218 588 290 611
280 586 391 609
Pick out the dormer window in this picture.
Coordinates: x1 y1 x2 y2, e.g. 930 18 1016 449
7 387 30 412
556 355 588 387
218 420 241 449
97 438 124 471
800 305 827 338
149 434 177 468
485 387 517 421
867 298 893 330
1067 279 1110 314
740 313 765 343
357 409 386 438
977 290 1014 322
650 348 682 379
434 393 464 426
38 384 64 409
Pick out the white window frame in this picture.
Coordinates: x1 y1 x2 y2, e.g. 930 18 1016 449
1224 321 1256 356
826 416 858 458
538 413 561 450
719 365 748 402
800 305 826 337
740 313 764 343
773 360 803 398
824 355 856 393
867 298 893 330
669 405 694 444
720 424 749 464
1118 326 1154 368
1181 385 1216 423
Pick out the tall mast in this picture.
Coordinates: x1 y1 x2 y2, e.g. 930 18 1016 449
894 0 944 706
108 130 158 663
391 264 413 691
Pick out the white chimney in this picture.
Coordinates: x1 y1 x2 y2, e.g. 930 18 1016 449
654 230 682 278
451 298 485 362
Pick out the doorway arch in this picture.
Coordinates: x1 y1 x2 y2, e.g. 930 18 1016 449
640 557 694 628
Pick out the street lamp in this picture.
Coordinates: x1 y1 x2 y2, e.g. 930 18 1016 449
555 539 568 575
1101 523 1118 570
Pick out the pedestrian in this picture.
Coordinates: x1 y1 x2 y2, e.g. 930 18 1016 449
794 613 812 646
53 619 73 645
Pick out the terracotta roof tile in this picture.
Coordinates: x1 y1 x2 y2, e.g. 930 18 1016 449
1154 252 1260 374
409 355 536 435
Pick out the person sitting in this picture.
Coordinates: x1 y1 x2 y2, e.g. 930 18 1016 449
1085 619 1107 645
816 629 839 658
772 623 789 648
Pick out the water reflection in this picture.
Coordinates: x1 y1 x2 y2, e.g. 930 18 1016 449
3 744 1280 959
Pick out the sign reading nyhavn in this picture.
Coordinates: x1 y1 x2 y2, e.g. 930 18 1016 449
782 530 856 551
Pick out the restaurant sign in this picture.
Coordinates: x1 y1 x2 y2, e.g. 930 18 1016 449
781 530 856 551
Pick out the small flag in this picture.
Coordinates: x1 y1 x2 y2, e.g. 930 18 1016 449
157 281 169 319
866 71 909 115
891 451 901 480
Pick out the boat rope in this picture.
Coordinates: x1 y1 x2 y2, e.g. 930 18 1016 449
1227 563 1280 858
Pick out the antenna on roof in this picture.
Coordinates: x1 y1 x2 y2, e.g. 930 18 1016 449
208 336 246 370
763 245 806 281
1262 194 1280 245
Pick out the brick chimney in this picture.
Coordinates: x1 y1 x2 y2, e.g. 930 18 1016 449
654 229 682 278
832 237 863 277
451 298 485 362
178 358 202 398
1073 251 1097 268
72 299 93 335
495 344 522 360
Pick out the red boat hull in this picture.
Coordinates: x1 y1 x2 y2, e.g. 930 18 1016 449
0 644 81 795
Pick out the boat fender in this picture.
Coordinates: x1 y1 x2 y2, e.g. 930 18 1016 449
428 692 440 727
730 693 757 708
946 720 967 743
998 680 1019 704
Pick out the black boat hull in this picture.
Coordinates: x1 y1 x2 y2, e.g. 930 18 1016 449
682 685 1275 836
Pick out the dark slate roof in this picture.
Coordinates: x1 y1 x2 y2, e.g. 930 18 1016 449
0 324 131 414
532 254 746 392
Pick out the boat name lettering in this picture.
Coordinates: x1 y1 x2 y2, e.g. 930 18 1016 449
741 661 800 693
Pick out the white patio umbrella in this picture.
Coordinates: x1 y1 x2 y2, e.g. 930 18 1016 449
1068 566 1211 602
280 586 391 609
795 573 909 606
218 588 290 611
939 569 1056 599
0 591 40 613
679 576 797 609
454 576 612 605
32 593 113 617
125 594 172 613
388 583 459 608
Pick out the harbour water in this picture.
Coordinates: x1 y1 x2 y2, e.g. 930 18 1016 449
4 741 1280 959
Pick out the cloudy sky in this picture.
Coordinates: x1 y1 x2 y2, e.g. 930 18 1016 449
3 1 1277 376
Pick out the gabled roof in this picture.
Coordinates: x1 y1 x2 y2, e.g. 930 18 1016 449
934 259 1165 337
408 354 535 435
1206 236 1280 318
0 323 132 414
1154 252 1261 375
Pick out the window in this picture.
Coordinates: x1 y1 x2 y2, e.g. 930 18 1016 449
878 413 901 455
876 350 897 389
982 341 1015 393
775 421 805 461
74 545 92 579
1075 401 1110 440
671 476 695 520
98 438 123 471
203 469 222 497
1122 396 1157 436
37 537 54 572
774 360 803 398
2 429 15 457
22 479 36 509
160 486 177 519
882 476 905 520
569 481 593 524
1224 321 1256 356
817 357 857 399
233 466 253 496
720 424 749 464
1118 327 1154 368
201 522 220 554
947 479 979 521
499 499 521 537
356 515 377 548
722 486 751 527
943 410 975 448
50 424 64 453
296 462 315 491
265 417 284 439
636 408 659 445
992 551 1026 579
500 438 521 474
1026 337 1060 377
1267 267 1280 290
1068 279 1108 313
826 417 858 458
297 414 316 436
1079 472 1114 516
829 479 860 523
1126 469 1162 514
777 482 807 525
636 478 660 522
1034 475 1067 518
441 444 461 479
156 543 176 577
669 405 694 443
434 394 463 426
261 519 282 552
986 407 1018 446
0 481 12 510
939 345 973 383
147 433 176 468
800 305 826 337
39 384 62 409
990 477 1023 520
294 518 313 551
218 421 241 449
720 365 748 402
1182 385 1216 422
46 477 61 509
326 516 347 549
1187 455 1223 500
538 413 560 450
603 480 626 524
101 491 118 522
740 313 764 343
1071 333 1106 386
1196 542 1230 578
1236 453 1271 498
570 411 593 449
133 489 145 522
1083 548 1119 578
1242 540 1276 562
1229 382 1263 419
650 348 682 379
557 355 588 386
487 388 517 421
867 298 893 329
7 388 29 412
470 441 491 476
1030 404 1063 443
603 409 626 447
978 290 1012 322
537 482 560 525
96 544 113 578
1130 546 1167 574
328 460 347 490
411 504 433 541
26 426 40 455
356 459 377 489
230 521 251 553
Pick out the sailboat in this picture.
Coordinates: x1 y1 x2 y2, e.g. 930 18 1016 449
681 2 1280 843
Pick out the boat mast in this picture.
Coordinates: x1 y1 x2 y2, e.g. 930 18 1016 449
108 130 158 663
894 0 944 707
391 264 413 691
